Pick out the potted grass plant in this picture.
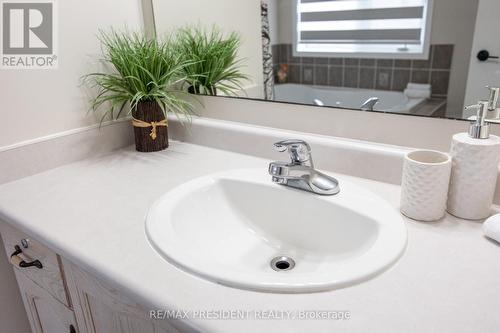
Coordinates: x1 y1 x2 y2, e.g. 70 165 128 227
175 26 249 96
84 30 193 152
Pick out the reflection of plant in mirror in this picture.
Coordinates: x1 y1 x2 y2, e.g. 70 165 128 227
83 29 195 124
175 26 249 96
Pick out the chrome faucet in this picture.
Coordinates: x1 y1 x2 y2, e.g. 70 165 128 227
313 98 324 106
268 140 340 195
360 97 379 111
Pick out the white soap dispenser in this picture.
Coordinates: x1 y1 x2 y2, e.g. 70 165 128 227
447 100 500 220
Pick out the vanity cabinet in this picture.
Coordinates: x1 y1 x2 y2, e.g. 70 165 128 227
14 270 78 333
0 222 179 333
0 222 77 333
62 259 179 333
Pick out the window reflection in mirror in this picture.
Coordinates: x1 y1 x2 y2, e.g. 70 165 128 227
151 0 500 121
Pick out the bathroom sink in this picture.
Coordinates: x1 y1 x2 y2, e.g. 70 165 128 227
146 169 406 293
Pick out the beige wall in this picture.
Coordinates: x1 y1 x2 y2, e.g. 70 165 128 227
271 0 293 45
266 0 279 47
151 0 264 99
464 0 500 116
0 0 144 331
0 0 143 148
430 0 478 117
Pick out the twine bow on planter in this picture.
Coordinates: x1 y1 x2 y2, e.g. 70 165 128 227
132 118 167 140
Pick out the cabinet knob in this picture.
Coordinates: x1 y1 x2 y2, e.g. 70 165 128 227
10 245 43 269
21 238 30 249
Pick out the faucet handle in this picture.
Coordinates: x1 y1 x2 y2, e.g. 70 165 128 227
465 101 490 139
273 139 313 166
486 86 500 111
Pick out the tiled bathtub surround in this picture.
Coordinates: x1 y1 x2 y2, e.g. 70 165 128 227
272 44 453 98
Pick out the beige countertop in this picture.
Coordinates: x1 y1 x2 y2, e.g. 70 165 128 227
0 141 499 333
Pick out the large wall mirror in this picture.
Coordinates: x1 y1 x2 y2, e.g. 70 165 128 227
150 0 500 121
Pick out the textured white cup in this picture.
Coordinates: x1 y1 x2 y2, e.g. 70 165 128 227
400 150 452 221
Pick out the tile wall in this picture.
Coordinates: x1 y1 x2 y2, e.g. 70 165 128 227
272 44 453 98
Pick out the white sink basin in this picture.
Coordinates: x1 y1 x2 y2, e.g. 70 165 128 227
146 169 406 293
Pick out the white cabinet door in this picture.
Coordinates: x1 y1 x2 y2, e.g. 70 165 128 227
62 259 181 333
15 270 78 333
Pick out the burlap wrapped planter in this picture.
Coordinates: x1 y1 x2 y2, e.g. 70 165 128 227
131 101 168 152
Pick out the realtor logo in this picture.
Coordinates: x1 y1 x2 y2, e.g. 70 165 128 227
1 0 57 69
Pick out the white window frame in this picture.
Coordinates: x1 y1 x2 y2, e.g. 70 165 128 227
292 0 434 60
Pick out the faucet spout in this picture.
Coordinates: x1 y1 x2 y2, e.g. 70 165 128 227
360 97 379 111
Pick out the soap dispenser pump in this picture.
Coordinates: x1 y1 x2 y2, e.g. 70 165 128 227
447 97 500 220
467 101 491 139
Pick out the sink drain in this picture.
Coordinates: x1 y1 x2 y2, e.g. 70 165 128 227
270 256 295 271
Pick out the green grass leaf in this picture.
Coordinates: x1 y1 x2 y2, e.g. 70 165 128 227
174 25 250 96
83 29 195 122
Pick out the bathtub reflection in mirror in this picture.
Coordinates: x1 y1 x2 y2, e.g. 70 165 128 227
151 0 500 121
274 84 432 114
